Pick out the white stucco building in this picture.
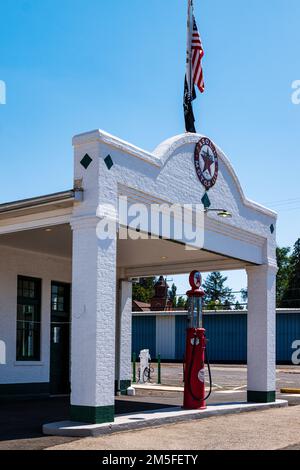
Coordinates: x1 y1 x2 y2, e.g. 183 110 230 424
0 129 277 424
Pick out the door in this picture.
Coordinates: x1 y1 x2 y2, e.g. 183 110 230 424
50 282 71 395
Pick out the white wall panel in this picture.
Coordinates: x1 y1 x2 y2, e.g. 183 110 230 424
156 315 175 360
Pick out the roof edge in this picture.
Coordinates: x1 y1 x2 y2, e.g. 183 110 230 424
0 190 74 214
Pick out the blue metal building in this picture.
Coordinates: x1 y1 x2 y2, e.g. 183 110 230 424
132 310 300 364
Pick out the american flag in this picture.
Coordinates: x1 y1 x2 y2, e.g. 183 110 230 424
191 15 204 93
183 2 204 133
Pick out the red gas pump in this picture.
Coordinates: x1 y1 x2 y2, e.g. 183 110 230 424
183 271 212 410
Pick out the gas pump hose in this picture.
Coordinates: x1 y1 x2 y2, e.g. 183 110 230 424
204 347 212 401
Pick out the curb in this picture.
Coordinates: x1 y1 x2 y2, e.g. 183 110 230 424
280 388 300 394
134 384 184 392
43 400 288 438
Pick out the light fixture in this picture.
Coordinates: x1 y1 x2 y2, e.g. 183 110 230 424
45 228 52 232
161 256 168 260
217 210 232 218
205 208 232 218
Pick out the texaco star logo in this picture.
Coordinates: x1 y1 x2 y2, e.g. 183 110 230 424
194 137 219 189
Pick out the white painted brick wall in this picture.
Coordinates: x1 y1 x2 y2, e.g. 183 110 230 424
0 245 71 384
71 139 119 407
70 219 118 408
117 280 132 383
247 264 277 392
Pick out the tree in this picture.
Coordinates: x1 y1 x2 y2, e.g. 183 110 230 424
276 246 291 307
132 277 156 303
234 301 244 310
202 272 235 309
168 284 188 309
168 283 177 308
282 239 300 308
205 300 222 311
240 288 248 303
176 296 187 309
223 299 232 311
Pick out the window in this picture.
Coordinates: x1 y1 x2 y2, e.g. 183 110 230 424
16 276 41 361
51 283 68 313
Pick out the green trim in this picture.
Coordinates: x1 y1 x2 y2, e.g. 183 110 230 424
247 390 276 403
0 382 49 400
115 380 131 395
80 154 93 169
104 154 114 170
201 192 211 209
70 405 114 424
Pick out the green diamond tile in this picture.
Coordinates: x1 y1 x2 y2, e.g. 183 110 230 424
270 224 275 234
104 154 114 170
201 192 211 209
80 154 93 169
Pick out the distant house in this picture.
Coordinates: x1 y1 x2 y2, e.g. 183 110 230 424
150 276 173 311
132 300 151 312
132 276 173 313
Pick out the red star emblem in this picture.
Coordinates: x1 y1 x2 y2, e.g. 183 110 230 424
194 137 219 189
201 147 214 176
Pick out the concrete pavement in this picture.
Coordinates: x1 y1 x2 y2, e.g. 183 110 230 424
46 405 300 451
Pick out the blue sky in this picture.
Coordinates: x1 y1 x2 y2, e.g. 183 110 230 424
0 0 299 295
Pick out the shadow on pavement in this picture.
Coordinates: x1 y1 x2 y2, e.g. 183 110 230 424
0 396 173 442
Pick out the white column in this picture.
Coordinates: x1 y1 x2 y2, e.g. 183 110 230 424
70 217 117 423
115 280 132 394
247 263 277 402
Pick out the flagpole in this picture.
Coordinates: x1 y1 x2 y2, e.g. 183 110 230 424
186 0 193 94
184 0 197 134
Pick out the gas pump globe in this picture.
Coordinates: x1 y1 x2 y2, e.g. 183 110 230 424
183 271 212 410
187 271 205 328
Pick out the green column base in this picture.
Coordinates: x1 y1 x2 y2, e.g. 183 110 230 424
115 380 132 395
70 404 114 424
247 391 276 403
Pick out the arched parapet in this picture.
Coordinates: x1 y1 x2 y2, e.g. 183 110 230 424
73 129 276 218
